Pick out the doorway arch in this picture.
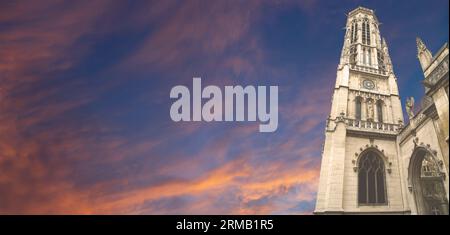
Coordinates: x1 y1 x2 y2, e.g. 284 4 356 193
408 146 448 214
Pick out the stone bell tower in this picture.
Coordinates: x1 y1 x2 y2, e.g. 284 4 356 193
314 7 409 214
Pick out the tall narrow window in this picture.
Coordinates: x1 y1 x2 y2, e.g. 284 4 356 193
376 100 383 123
377 51 385 71
351 21 358 43
362 48 366 65
362 19 371 45
350 46 357 65
368 49 372 66
358 152 387 204
362 21 366 44
350 23 355 43
355 97 362 120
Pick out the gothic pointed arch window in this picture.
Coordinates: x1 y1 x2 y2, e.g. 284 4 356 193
355 97 362 120
358 151 387 205
376 100 383 123
366 21 371 45
362 19 371 45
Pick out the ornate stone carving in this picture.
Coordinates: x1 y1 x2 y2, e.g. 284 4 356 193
352 143 392 174
413 137 420 147
336 111 346 123
413 142 446 180
406 97 415 119
366 99 375 121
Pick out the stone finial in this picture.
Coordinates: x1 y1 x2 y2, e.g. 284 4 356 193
416 37 433 71
416 37 427 51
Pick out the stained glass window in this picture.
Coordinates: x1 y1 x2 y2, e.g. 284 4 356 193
358 152 387 204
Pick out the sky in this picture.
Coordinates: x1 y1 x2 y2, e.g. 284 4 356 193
0 0 448 214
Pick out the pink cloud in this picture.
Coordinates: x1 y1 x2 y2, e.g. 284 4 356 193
0 1 326 215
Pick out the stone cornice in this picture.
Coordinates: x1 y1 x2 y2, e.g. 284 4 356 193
347 7 380 24
348 88 398 98
347 129 398 140
350 64 390 77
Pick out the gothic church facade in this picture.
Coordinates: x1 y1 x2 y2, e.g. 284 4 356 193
315 7 449 215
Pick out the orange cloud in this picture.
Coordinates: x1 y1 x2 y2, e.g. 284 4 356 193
0 1 325 215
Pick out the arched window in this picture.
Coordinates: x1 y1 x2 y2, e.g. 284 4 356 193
366 21 371 45
376 100 383 123
358 152 387 205
355 97 362 120
362 21 366 43
362 19 371 45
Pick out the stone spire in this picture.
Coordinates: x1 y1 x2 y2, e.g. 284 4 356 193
416 37 433 71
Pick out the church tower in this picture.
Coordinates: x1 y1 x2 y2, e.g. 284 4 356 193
314 7 408 214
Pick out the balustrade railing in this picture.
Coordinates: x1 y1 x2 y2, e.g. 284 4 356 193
345 118 400 133
350 64 387 76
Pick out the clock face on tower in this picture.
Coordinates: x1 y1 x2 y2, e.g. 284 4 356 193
363 80 375 90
